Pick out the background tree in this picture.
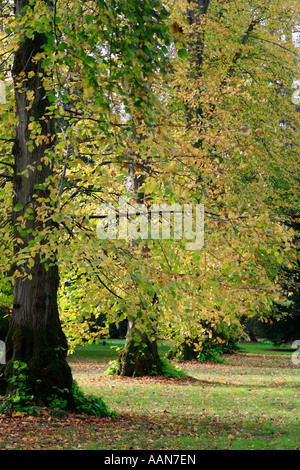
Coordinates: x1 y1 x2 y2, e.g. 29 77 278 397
58 0 300 367
156 0 300 359
254 213 300 346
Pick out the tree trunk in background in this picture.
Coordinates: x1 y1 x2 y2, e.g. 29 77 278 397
115 169 163 377
116 320 162 377
0 0 74 407
118 2 212 375
166 0 211 361
167 340 199 362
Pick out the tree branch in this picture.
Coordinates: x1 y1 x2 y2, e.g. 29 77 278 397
0 172 13 179
0 159 15 169
221 16 263 88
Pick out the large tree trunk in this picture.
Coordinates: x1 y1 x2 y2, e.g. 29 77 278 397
0 0 74 407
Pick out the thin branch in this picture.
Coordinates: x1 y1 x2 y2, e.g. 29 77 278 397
60 220 124 300
251 34 299 57
94 272 123 300
0 33 12 42
0 172 13 179
63 108 128 126
57 143 70 200
0 160 14 168
221 17 263 87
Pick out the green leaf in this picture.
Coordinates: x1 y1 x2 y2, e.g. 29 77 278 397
47 92 56 103
14 203 24 212
177 48 188 59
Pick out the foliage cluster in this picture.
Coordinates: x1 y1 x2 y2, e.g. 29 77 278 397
0 361 110 417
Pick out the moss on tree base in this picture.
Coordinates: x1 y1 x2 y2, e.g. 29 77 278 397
0 325 74 409
115 328 163 377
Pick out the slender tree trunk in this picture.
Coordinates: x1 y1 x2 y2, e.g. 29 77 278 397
0 0 74 407
118 3 212 374
187 0 210 70
115 168 163 376
166 0 210 361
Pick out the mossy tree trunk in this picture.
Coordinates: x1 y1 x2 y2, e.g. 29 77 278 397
0 0 74 408
116 320 163 377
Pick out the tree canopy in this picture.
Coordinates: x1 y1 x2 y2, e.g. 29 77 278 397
0 0 299 404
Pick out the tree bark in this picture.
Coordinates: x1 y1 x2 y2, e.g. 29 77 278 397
187 0 210 71
116 319 163 377
0 0 74 407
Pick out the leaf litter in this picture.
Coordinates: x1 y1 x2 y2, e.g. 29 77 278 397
0 348 298 450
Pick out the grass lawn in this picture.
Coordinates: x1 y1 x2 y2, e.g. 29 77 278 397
0 339 299 450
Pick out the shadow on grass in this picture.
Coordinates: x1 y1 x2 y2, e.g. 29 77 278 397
83 408 299 450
